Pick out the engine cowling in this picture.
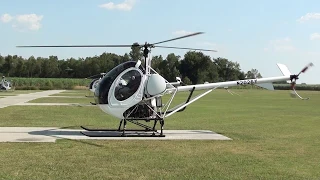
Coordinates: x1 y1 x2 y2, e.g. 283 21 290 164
145 74 166 96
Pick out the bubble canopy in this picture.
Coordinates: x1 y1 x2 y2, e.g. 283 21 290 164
94 61 144 105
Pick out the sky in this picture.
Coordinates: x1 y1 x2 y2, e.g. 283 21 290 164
0 0 319 84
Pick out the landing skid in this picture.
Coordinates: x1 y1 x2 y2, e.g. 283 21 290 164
80 118 165 137
80 131 165 137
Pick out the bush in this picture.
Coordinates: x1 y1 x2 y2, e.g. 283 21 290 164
15 86 39 90
7 78 91 90
274 84 320 91
220 84 320 91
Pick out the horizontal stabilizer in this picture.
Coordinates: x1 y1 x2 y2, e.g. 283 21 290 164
255 83 274 90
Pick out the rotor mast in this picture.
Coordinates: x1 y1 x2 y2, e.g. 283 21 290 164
142 42 151 75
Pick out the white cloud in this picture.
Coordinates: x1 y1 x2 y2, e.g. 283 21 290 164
297 13 320 23
0 13 13 23
0 13 43 31
99 0 136 11
310 33 320 40
172 30 194 36
265 37 296 52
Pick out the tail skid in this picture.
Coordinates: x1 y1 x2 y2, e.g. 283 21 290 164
291 88 310 100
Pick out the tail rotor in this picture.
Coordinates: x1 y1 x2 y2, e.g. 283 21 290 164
289 63 314 100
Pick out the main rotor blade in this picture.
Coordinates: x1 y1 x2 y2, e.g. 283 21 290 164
151 32 204 45
16 45 134 48
154 45 217 52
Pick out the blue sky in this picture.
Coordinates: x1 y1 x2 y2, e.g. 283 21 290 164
0 0 319 84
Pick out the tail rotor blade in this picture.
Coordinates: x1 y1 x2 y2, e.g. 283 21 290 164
298 63 314 76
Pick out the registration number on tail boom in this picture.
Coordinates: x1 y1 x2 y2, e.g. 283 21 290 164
236 79 257 85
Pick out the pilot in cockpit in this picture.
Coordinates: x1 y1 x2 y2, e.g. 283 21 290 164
117 74 140 100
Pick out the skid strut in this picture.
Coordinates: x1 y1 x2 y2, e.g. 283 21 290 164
80 118 165 137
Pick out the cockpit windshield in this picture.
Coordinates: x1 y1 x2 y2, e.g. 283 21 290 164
114 70 142 101
94 61 144 104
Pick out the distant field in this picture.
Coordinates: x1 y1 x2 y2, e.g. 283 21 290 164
7 77 91 90
0 89 319 179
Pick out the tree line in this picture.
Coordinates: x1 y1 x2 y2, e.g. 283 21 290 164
0 46 266 85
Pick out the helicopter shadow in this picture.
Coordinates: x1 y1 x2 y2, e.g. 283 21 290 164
28 126 104 147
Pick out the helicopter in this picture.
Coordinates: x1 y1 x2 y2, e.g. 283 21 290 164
84 72 107 99
86 73 107 93
0 76 13 91
17 32 313 137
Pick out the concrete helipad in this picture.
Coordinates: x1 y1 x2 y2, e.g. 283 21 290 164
0 127 232 142
0 90 66 108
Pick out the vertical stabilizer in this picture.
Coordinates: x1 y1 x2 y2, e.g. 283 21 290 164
277 63 292 76
277 63 292 83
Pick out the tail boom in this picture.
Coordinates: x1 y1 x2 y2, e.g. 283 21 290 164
176 75 290 92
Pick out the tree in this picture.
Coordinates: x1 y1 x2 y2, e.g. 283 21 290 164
0 51 261 83
151 55 164 74
27 56 36 77
122 53 130 62
246 68 262 79
129 42 143 61
15 58 26 77
159 53 181 82
180 51 218 84
214 57 244 81
182 76 192 85
2 55 15 76
0 54 4 70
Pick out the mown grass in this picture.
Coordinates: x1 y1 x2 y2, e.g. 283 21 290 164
0 89 319 179
28 97 93 104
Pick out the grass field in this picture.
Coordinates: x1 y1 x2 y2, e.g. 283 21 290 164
0 89 320 179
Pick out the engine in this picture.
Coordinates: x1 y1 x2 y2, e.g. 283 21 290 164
123 97 163 119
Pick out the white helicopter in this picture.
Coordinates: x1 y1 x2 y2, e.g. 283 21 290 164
17 32 313 137
84 73 107 99
0 76 12 91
